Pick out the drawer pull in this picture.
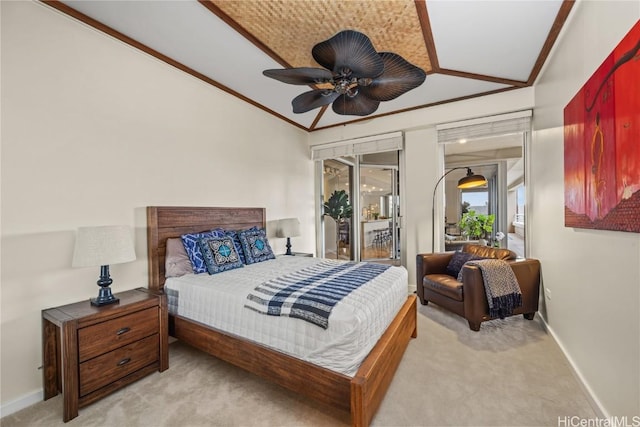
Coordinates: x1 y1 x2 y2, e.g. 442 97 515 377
117 357 131 367
116 327 131 336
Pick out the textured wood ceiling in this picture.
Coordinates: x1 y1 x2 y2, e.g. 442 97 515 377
207 0 433 73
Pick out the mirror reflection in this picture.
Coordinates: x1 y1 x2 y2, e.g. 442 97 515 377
443 134 526 257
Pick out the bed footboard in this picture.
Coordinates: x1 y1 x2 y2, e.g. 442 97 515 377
350 294 417 427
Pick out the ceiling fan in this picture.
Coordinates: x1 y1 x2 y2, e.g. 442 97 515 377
263 30 426 116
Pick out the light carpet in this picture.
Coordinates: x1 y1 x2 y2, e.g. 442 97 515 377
2 304 596 426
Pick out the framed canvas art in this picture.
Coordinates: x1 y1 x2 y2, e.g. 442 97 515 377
564 20 640 233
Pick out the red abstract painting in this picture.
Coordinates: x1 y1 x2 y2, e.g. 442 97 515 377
564 20 640 233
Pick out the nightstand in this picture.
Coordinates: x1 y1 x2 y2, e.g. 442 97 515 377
288 252 313 257
42 288 168 422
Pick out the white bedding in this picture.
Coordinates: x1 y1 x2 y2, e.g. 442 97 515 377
164 256 408 377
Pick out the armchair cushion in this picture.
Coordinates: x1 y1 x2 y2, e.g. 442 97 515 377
423 274 463 301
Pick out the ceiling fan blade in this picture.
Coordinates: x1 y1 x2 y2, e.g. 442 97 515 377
292 90 340 113
359 53 426 101
312 30 384 79
332 93 380 116
263 68 333 85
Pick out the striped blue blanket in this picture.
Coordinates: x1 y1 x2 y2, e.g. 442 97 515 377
245 260 391 329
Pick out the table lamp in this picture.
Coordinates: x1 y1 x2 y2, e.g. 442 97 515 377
72 225 136 306
276 218 301 255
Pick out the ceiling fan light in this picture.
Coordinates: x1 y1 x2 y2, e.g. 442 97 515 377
457 168 487 189
265 30 425 116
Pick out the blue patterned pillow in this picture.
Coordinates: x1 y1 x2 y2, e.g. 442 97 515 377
223 229 247 264
198 236 243 274
181 230 223 274
238 228 275 264
209 228 227 239
224 226 259 264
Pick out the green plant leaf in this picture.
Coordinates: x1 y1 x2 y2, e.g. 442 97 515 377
458 210 495 239
323 190 353 222
323 190 353 259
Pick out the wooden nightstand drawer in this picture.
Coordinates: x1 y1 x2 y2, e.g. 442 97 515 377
79 334 159 397
78 307 159 362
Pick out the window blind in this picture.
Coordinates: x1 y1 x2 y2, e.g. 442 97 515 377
311 131 403 161
436 111 532 144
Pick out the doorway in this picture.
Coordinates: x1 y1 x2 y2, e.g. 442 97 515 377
359 152 400 262
320 151 401 263
322 158 354 260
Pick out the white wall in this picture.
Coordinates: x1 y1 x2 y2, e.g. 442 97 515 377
0 1 313 412
445 179 460 227
532 1 639 418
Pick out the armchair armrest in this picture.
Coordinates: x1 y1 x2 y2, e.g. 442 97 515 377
416 252 454 277
508 258 541 314
460 266 487 326
461 258 541 329
416 252 454 303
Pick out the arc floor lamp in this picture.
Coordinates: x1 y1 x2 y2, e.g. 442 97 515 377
432 167 488 252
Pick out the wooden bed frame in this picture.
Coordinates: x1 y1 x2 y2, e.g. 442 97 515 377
146 206 417 427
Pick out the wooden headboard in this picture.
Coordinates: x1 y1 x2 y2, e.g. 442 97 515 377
146 206 266 291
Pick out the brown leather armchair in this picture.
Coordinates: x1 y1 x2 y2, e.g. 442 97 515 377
416 244 541 331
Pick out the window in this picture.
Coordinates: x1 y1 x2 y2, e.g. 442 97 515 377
461 189 489 215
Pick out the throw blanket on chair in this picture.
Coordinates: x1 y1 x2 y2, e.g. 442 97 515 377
245 260 390 329
465 259 522 319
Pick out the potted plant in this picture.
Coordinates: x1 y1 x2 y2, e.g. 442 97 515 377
323 190 353 259
458 210 495 244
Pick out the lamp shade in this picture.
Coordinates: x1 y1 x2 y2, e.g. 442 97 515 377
457 168 487 189
72 225 136 267
276 218 301 238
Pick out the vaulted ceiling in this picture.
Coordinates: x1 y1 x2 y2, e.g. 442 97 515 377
46 0 574 132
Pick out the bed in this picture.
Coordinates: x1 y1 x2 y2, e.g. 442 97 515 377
146 206 417 427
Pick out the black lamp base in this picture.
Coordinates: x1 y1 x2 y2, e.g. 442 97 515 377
285 237 293 256
91 293 119 306
91 265 120 306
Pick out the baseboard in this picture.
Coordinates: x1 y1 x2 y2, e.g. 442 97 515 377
539 314 609 419
0 389 43 418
